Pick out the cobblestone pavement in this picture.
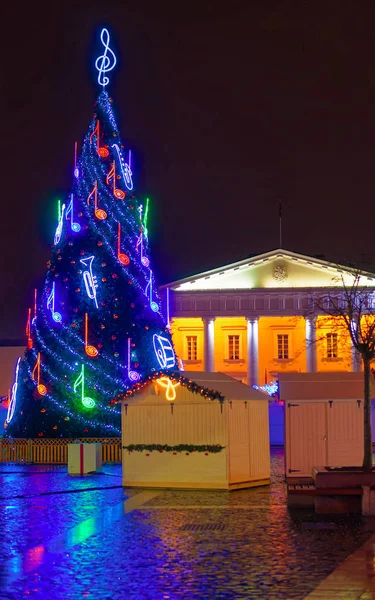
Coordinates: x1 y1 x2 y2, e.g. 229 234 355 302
1 449 375 599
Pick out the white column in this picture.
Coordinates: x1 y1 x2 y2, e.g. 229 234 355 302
203 318 215 372
305 317 317 372
247 317 259 386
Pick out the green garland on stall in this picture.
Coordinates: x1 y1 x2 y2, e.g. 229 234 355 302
111 370 226 405
122 444 225 454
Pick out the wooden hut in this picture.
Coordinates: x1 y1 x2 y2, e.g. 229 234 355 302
280 372 368 479
119 372 270 490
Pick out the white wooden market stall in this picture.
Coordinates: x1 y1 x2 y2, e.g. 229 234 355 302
279 372 371 479
118 372 270 490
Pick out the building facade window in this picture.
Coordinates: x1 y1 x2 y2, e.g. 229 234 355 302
186 335 198 361
326 332 338 358
228 334 240 360
277 334 289 359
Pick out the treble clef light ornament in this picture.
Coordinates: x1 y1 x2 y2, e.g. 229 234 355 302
95 28 117 87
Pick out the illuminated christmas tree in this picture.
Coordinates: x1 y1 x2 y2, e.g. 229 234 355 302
5 29 176 438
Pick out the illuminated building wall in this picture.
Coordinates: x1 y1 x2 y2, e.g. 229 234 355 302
164 249 371 386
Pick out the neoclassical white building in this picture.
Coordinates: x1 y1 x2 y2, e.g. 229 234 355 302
161 249 373 386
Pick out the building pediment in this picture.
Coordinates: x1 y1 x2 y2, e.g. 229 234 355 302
164 249 375 292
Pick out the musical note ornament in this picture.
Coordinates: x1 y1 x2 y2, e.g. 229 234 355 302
80 256 99 308
95 28 117 87
145 271 159 312
90 120 109 158
136 232 149 267
66 194 81 232
54 203 65 245
74 141 79 178
107 161 126 199
47 282 62 323
127 338 140 382
26 308 32 349
117 223 130 265
153 334 176 369
84 313 99 357
73 364 95 408
32 353 47 396
112 144 133 191
87 181 107 220
156 377 180 401
6 357 21 424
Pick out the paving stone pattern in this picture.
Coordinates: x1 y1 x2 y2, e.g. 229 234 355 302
1 449 374 599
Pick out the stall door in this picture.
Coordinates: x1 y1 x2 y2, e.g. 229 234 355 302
287 403 327 476
327 402 363 466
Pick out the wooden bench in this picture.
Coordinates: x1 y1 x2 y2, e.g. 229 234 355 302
287 483 363 511
288 484 363 496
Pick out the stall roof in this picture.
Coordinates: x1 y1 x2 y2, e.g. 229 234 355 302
182 371 269 402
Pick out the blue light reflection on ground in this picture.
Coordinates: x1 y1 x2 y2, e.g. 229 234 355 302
0 452 374 600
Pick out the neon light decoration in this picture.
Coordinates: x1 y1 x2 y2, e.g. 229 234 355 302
136 232 149 267
90 120 109 157
145 271 159 312
127 338 140 382
6 357 21 424
166 287 170 329
143 197 149 238
73 364 95 408
117 223 130 265
87 181 107 220
66 194 81 232
95 28 117 87
47 282 62 323
26 308 32 349
32 353 47 396
156 377 180 401
74 141 79 178
84 313 99 357
112 144 133 191
34 288 37 320
80 256 99 308
54 202 65 245
253 382 279 397
107 161 125 199
153 334 176 369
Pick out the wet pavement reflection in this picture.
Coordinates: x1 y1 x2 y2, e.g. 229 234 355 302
1 449 374 599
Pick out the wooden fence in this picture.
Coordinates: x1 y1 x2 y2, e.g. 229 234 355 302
0 438 122 464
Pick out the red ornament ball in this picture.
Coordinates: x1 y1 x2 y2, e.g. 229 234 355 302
80 251 85 256
113 314 118 319
102 263 106 267
98 343 103 348
102 278 107 282
130 303 135 308
71 260 76 264
73 308 78 313
78 212 83 217
112 274 117 279
111 335 117 340
101 325 105 329
75 288 80 293
98 241 103 246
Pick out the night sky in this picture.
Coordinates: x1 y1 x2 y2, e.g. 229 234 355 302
1 1 375 338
